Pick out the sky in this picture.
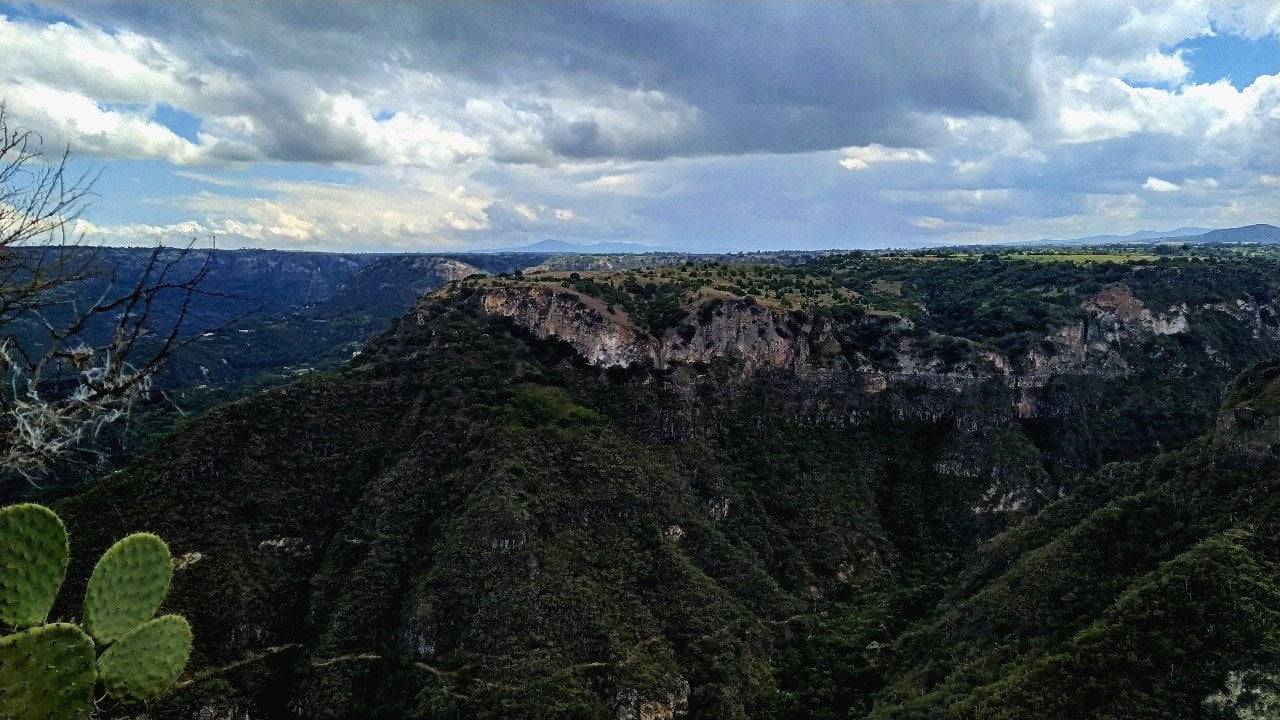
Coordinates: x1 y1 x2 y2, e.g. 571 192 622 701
0 1 1276 253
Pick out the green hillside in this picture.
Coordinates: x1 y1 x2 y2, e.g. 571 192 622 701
40 257 1280 719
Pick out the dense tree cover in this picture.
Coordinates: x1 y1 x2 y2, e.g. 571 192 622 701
33 253 1280 718
3 250 556 501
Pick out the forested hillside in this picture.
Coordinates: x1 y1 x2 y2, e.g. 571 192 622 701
5 4 1276 718
44 251 1280 719
0 248 553 497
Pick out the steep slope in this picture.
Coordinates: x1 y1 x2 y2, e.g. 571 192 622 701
60 300 810 719
47 257 1280 719
869 362 1280 718
74 252 554 489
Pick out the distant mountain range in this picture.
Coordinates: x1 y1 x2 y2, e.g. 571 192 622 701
475 227 1280 254
1039 227 1211 245
479 238 668 254
1185 223 1280 244
1040 224 1279 246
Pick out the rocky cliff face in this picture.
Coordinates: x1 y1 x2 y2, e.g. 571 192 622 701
475 281 1279 414
472 280 1280 513
480 285 653 367
479 284 846 374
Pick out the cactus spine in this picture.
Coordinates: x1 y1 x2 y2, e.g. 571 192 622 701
0 504 192 718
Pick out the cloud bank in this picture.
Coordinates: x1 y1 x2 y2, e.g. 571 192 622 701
0 0 1275 250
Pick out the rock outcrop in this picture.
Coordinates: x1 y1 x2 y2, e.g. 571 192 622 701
1213 361 1280 454
470 280 1280 514
474 281 1280 415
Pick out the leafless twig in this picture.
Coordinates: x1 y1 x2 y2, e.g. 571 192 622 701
0 104 209 488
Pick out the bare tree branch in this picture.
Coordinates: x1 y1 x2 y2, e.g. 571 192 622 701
0 104 209 488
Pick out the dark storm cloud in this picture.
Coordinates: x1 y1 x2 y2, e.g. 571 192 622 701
47 0 1044 162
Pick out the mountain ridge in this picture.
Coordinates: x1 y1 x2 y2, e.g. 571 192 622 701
1032 223 1279 247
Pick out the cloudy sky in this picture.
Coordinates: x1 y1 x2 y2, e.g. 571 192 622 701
1 1 1277 252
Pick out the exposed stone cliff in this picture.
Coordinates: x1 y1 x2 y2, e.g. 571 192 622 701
470 280 1280 513
474 281 1279 411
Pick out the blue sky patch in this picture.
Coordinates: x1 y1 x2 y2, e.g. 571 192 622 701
0 1 79 26
152 104 203 142
1174 31 1280 90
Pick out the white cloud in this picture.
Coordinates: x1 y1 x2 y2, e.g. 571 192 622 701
85 173 496 250
173 171 242 187
1 81 203 163
578 173 649 195
77 219 206 243
838 144 934 171
886 188 1014 204
0 14 516 168
1036 0 1280 188
460 85 701 165
1036 0 1278 58
1104 51 1191 86
1182 177 1220 191
0 15 261 163
6 1 1278 250
330 99 487 167
0 9 706 171
941 116 1046 173
512 204 540 222
1050 70 1280 180
0 16 208 105
1058 105 1143 144
250 179 493 240
498 202 578 226
1088 192 1145 220
911 216 952 230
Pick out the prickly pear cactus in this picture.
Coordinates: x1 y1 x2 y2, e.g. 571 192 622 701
98 614 193 703
0 504 193 717
0 503 69 629
84 532 174 645
0 622 95 720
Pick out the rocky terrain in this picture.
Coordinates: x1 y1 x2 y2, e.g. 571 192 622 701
470 266 1280 513
32 250 1280 719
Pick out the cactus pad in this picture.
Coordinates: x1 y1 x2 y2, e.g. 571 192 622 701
98 614 192 704
0 503 69 629
1 507 190 709
83 533 173 645
0 622 95 720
